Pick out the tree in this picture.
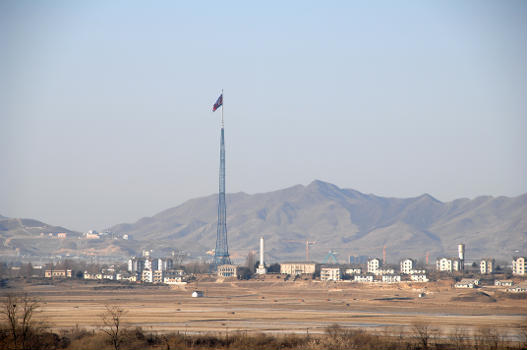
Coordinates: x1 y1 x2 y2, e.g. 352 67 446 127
267 263 280 273
412 322 432 350
1 294 40 350
237 267 252 280
100 305 127 350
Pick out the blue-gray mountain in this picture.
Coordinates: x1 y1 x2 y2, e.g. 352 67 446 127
109 180 526 263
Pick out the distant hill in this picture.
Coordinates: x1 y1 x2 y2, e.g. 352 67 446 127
0 216 80 257
109 180 526 262
0 215 143 259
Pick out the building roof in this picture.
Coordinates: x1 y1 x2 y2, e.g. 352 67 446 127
457 278 477 284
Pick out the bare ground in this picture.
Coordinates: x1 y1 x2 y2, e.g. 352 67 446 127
2 277 525 337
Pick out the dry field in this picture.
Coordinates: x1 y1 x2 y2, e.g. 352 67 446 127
2 277 525 337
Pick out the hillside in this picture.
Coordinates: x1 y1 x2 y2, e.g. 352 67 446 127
108 180 526 262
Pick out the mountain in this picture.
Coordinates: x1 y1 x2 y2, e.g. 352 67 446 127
108 180 526 262
0 216 81 257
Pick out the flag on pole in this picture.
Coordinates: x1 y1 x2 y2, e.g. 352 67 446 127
212 94 223 112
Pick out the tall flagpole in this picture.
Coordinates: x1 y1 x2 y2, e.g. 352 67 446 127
214 89 230 267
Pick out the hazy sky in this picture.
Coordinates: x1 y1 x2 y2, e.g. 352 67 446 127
1 1 525 232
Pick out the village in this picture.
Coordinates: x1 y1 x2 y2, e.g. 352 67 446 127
37 240 527 293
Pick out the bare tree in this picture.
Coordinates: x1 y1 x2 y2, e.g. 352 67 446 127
1 294 40 350
449 327 468 350
412 322 432 350
474 326 501 350
100 304 127 350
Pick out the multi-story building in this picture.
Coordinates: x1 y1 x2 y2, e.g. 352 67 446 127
280 262 317 275
129 257 173 274
367 258 381 273
400 258 415 274
145 258 155 271
480 259 495 275
152 270 164 283
128 257 146 274
512 257 526 276
218 264 238 278
436 257 462 272
320 266 342 281
44 269 72 278
141 269 153 283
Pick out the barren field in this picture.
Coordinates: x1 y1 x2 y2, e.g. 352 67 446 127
2 277 526 337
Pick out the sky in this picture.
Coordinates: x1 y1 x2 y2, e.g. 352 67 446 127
1 1 525 232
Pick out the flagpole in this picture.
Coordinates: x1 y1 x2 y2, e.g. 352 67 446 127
221 89 224 129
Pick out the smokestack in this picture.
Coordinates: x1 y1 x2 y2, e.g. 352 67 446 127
458 244 465 261
260 237 264 267
256 236 267 275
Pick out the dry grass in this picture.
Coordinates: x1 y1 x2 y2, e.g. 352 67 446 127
1 279 525 340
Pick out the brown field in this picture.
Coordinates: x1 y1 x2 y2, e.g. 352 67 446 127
2 277 526 337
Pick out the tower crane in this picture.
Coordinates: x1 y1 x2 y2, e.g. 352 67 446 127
284 240 317 261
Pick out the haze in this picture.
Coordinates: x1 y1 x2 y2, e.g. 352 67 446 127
1 1 525 232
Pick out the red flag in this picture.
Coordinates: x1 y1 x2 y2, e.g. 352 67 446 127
212 94 223 112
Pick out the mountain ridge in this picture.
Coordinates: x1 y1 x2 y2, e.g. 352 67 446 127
108 180 526 262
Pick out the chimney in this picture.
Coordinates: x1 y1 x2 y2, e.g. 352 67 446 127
256 237 267 275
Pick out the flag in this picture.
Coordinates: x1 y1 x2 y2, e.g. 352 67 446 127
212 94 223 112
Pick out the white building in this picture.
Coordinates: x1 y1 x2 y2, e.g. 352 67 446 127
164 276 187 285
436 257 462 272
353 275 374 283
382 275 401 283
494 280 513 287
507 283 527 293
120 274 138 282
345 268 362 275
141 269 153 283
512 257 526 276
400 258 415 274
480 259 495 275
410 274 429 282
218 264 238 278
367 258 381 273
128 257 146 274
374 268 395 276
320 267 342 281
455 278 479 288
280 262 317 275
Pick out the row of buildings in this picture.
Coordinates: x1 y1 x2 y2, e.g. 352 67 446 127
276 258 429 283
435 256 526 275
